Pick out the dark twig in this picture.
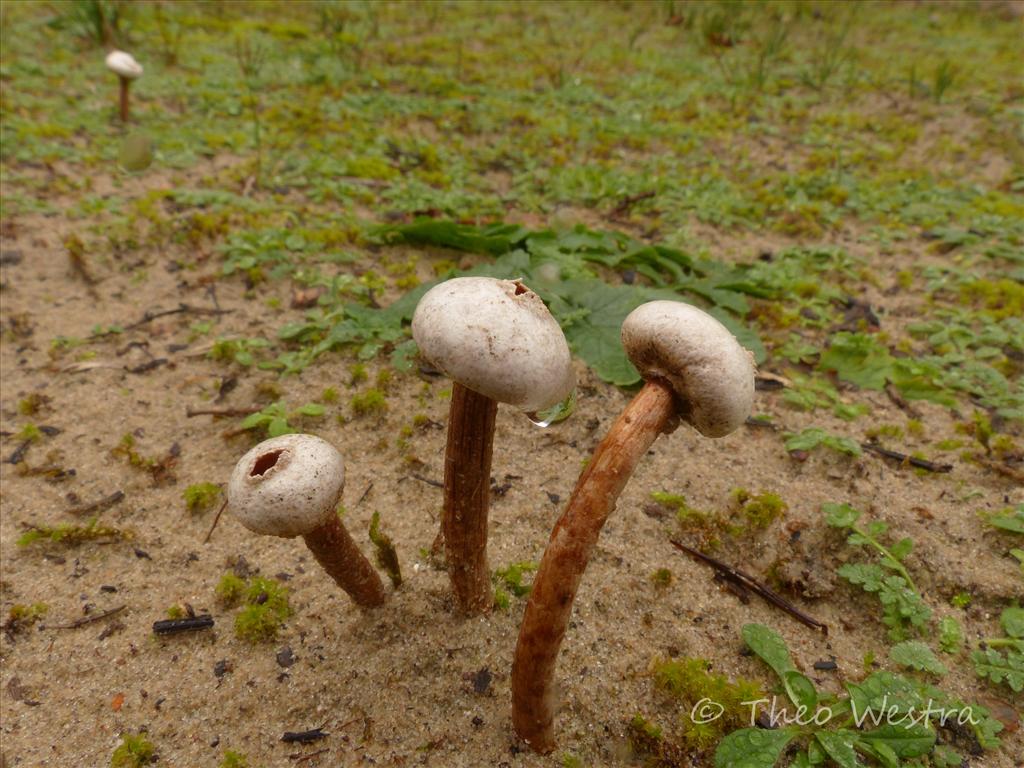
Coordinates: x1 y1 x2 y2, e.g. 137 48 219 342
861 442 952 473
410 473 443 488
884 383 921 418
67 490 125 516
356 482 373 506
670 539 828 635
49 604 126 630
282 725 329 744
610 190 655 217
152 615 214 635
203 498 229 544
187 407 260 418
92 304 232 338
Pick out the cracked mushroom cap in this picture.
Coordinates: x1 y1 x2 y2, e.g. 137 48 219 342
411 277 575 414
621 300 755 438
228 433 345 538
105 50 143 79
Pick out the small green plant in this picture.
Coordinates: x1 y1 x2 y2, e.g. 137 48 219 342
825 503 931 640
219 750 249 768
632 655 763 760
730 488 786 528
972 606 1024 693
208 337 270 367
6 603 48 633
17 516 126 547
215 573 291 642
350 388 387 416
983 504 1024 534
784 427 862 457
183 483 221 515
110 732 156 768
369 512 402 588
494 561 537 599
650 568 673 588
215 573 247 606
239 401 325 438
889 641 947 676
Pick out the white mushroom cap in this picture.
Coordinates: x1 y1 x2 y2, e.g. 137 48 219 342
621 301 755 437
105 50 143 80
411 277 575 413
228 434 344 538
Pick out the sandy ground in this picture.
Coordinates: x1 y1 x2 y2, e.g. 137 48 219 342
1 172 1021 767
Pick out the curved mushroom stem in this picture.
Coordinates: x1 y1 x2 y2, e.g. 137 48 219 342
303 513 387 609
118 77 130 123
443 381 498 614
512 379 677 752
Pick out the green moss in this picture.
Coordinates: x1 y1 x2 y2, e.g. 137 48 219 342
219 749 249 768
17 516 126 547
731 488 787 528
183 483 221 515
951 591 972 609
865 424 903 440
166 604 185 620
493 587 511 611
320 386 339 403
649 657 764 751
233 576 292 642
494 561 537 598
349 363 368 386
6 602 48 632
111 434 156 470
375 368 393 390
15 423 43 442
351 388 387 416
215 573 247 607
369 512 402 588
110 732 155 768
17 394 50 416
650 568 673 589
650 492 713 530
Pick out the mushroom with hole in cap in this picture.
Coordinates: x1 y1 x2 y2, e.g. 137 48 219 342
511 300 755 752
105 50 142 123
227 433 386 608
412 276 575 615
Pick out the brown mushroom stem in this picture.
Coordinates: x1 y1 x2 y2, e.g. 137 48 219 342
443 381 498 614
512 379 677 752
118 77 130 123
303 513 387 608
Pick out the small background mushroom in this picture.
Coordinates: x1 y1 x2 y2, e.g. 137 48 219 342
105 49 142 123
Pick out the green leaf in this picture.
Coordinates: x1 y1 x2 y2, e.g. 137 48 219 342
813 730 858 768
972 647 1024 692
824 502 861 529
818 332 894 390
862 722 936 758
890 641 948 675
378 219 528 256
838 563 885 592
938 616 964 653
240 412 269 429
267 417 292 437
293 403 325 417
741 623 794 680
1002 606 1024 638
985 506 1024 534
783 670 819 711
713 728 798 768
889 537 913 561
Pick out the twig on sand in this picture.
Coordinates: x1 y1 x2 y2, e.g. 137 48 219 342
67 490 125 516
152 615 214 635
49 604 126 630
186 407 260 418
861 442 952 473
203 498 229 544
670 539 828 635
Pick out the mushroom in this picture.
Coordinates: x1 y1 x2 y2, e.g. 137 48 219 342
511 300 755 752
105 50 143 123
227 433 386 608
411 276 575 614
